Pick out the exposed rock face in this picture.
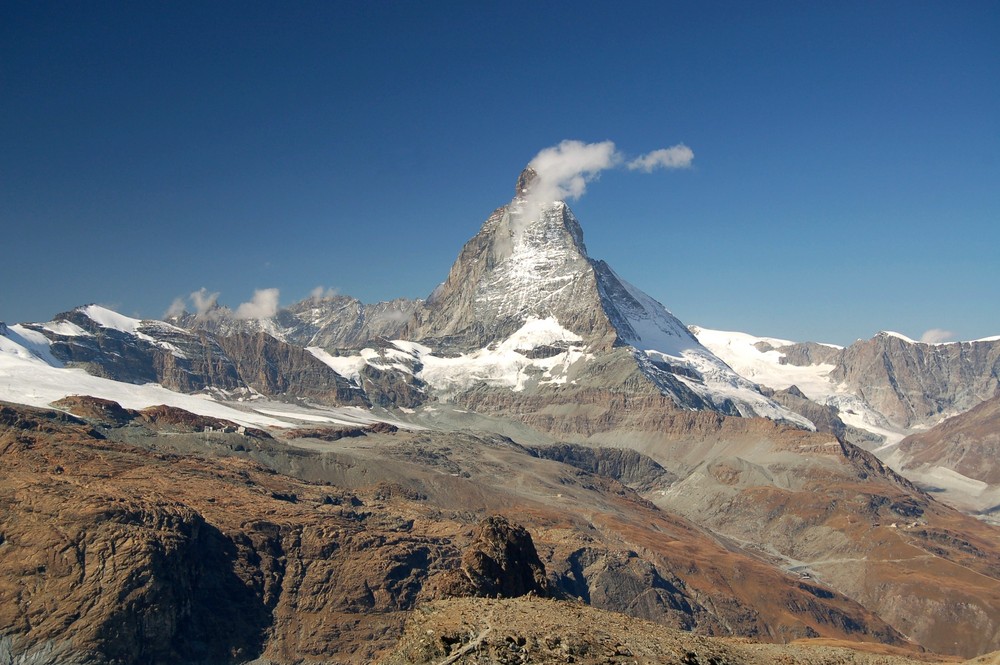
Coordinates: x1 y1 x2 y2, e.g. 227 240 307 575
214 331 368 405
775 334 1000 429
37 307 245 392
769 340 843 366
892 394 1000 484
830 334 1000 428
358 362 428 408
763 385 884 450
530 443 676 492
404 200 619 353
435 516 550 599
171 295 422 351
28 307 369 407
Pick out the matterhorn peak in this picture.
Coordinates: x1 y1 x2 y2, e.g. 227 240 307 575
515 167 539 199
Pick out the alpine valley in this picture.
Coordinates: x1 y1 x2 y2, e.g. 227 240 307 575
2 169 999 664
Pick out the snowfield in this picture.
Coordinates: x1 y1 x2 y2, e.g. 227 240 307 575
691 325 909 446
0 321 371 429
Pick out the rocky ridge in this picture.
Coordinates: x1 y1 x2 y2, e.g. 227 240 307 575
761 333 1000 431
15 305 370 407
170 294 421 351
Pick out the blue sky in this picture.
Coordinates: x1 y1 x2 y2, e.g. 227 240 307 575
2 1 997 345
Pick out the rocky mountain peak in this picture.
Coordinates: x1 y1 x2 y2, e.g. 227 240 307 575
404 180 616 351
515 166 539 199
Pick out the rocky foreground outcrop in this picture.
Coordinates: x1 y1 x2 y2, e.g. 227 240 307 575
433 515 551 599
381 596 959 665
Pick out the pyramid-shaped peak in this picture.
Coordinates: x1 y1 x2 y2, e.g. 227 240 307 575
515 167 538 199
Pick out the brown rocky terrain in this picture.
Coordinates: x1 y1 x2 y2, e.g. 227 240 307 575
447 381 1000 658
893 394 1000 485
1 399 924 663
0 401 467 663
381 596 967 665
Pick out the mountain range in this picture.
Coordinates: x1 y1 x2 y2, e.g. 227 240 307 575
1 168 999 663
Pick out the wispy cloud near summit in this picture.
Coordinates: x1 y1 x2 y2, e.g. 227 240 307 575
627 145 695 173
525 139 693 205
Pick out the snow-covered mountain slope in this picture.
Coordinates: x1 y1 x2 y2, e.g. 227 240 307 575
692 325 1000 448
592 267 810 424
0 319 281 427
690 326 842 399
692 326 900 444
0 306 404 428
310 316 593 399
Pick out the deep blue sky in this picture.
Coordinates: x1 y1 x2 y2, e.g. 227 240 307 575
2 1 997 345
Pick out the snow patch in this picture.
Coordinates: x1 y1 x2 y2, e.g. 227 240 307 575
41 320 91 337
2 325 64 367
496 316 582 351
77 305 189 357
0 349 286 429
307 347 366 384
81 304 146 335
692 326 837 399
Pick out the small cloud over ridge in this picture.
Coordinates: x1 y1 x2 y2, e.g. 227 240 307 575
920 328 954 344
235 288 280 320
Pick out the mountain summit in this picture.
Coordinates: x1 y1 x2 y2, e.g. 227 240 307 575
405 169 612 351
403 168 809 424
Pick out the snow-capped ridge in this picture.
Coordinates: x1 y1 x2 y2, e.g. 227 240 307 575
877 331 917 343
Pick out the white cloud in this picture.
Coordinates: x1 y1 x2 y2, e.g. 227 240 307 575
627 145 694 172
523 139 694 205
526 140 621 203
190 288 221 319
164 297 186 318
920 328 954 344
235 288 280 320
309 286 339 303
